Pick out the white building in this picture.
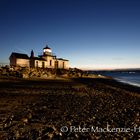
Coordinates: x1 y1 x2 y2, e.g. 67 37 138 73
9 45 69 69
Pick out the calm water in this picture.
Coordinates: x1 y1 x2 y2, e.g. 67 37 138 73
93 71 140 87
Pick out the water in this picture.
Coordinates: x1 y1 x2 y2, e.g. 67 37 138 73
92 71 140 87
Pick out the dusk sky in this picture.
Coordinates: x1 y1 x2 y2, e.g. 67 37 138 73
0 0 140 70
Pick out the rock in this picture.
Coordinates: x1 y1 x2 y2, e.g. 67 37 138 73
21 117 28 123
22 73 29 78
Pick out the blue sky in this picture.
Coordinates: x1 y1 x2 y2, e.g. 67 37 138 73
0 0 140 69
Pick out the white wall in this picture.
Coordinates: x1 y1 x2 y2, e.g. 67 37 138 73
42 56 55 68
57 60 69 69
35 60 47 68
64 61 69 69
16 59 30 67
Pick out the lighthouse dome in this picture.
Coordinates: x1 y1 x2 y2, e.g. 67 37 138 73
43 45 52 55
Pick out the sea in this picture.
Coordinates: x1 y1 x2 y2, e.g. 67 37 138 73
89 70 140 87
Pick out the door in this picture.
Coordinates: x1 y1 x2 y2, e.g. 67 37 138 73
55 61 58 69
42 61 45 68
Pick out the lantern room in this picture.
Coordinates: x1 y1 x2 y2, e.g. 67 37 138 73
43 45 52 55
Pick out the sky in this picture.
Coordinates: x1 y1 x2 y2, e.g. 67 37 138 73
0 0 140 70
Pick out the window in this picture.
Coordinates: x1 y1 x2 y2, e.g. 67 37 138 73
36 61 38 67
63 62 65 69
50 60 52 66
42 62 45 68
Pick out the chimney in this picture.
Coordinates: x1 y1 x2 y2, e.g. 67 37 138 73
30 50 34 58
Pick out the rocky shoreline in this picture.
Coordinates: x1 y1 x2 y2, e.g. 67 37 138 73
0 76 140 139
0 66 87 79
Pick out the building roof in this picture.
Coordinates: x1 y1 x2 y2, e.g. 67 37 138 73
43 44 51 50
10 52 29 59
39 54 56 58
32 57 46 61
57 58 69 61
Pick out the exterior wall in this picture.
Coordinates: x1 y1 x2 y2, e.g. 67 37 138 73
9 55 16 66
34 60 46 68
42 56 56 68
16 58 30 67
30 59 35 68
57 60 69 69
57 60 64 69
63 60 69 69
14 58 69 69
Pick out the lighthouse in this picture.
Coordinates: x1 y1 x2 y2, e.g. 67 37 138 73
43 45 52 55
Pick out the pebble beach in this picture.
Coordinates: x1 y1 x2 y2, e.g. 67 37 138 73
0 76 140 139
